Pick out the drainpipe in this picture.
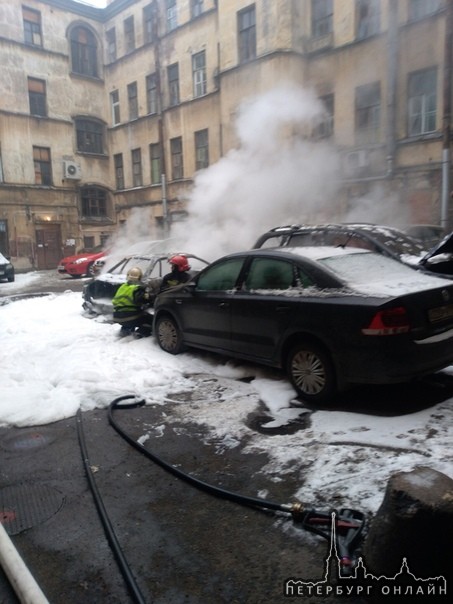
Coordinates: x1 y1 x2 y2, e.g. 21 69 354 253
386 0 398 177
152 0 169 235
441 0 453 230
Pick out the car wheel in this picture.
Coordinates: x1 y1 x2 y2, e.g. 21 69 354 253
156 315 185 354
87 263 95 277
7 275 14 282
287 341 336 403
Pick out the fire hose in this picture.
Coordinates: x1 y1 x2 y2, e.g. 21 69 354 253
77 395 366 603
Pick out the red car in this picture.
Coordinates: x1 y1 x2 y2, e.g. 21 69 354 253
57 246 107 278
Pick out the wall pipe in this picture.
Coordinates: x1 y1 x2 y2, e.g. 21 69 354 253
0 522 49 604
441 0 453 229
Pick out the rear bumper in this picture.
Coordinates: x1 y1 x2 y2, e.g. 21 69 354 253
341 335 453 384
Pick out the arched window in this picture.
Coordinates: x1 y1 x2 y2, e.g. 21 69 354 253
70 26 98 77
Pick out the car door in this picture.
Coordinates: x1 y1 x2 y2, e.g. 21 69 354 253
229 257 300 361
176 257 245 351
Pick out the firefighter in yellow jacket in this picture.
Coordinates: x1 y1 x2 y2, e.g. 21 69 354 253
112 267 153 337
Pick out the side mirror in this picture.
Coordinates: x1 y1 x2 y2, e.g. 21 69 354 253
183 282 196 293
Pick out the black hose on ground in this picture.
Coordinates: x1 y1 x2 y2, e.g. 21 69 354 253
76 408 147 604
108 395 290 514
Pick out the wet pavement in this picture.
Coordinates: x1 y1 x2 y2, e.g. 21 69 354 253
0 401 353 604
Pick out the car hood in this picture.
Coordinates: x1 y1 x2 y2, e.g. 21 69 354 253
60 254 92 263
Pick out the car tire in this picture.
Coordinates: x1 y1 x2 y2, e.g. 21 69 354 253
156 315 185 354
287 341 336 403
87 263 95 277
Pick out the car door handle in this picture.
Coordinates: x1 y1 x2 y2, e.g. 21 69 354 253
219 301 230 308
276 305 290 312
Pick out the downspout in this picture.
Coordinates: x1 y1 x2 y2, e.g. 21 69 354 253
386 0 398 177
152 1 169 236
441 0 453 230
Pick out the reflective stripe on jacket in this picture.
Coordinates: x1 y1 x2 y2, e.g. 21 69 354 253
112 283 141 312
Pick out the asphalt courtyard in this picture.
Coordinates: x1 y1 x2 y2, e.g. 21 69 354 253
0 271 369 604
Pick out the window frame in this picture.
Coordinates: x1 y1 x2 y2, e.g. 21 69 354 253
355 82 381 144
192 51 207 98
168 63 180 106
150 143 162 184
81 187 108 219
110 89 121 125
23 7 42 47
146 73 158 114
311 0 333 38
356 0 380 40
114 153 124 189
70 26 98 78
124 16 135 53
131 148 143 187
407 68 437 136
33 146 52 186
106 28 117 63
75 118 104 154
28 77 47 117
170 137 184 180
194 129 209 170
166 0 178 32
238 4 256 64
127 81 139 121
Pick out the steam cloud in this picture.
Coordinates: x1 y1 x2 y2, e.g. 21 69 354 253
172 84 341 260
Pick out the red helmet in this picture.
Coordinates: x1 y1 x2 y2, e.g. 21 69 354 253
169 254 190 272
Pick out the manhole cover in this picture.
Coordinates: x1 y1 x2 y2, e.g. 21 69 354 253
0 484 65 535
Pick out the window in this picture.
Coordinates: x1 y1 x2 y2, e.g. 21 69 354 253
238 5 256 63
244 258 295 290
70 27 98 77
111 90 120 125
195 129 209 170
314 94 334 138
28 78 47 117
356 0 380 39
128 82 139 120
191 0 204 19
33 147 51 185
150 143 162 184
124 16 135 53
166 0 177 32
197 258 244 291
408 68 437 136
76 119 104 154
106 28 117 62
170 137 183 180
168 63 180 106
143 4 154 43
23 7 42 47
355 82 380 144
409 0 443 21
192 51 207 98
146 73 158 114
114 154 124 189
311 0 333 37
131 148 142 187
81 187 107 218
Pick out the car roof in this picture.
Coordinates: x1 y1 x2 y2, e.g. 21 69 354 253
222 245 369 262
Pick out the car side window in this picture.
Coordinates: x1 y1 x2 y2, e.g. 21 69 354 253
196 258 244 291
244 258 294 290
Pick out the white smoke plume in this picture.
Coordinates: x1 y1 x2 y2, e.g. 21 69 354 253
172 84 342 261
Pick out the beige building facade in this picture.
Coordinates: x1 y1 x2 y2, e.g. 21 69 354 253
0 0 452 270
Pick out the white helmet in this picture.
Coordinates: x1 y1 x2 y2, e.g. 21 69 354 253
127 267 143 282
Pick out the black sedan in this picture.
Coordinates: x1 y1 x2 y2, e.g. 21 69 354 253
154 246 453 403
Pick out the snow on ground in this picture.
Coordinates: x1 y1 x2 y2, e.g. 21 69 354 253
1 279 452 517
